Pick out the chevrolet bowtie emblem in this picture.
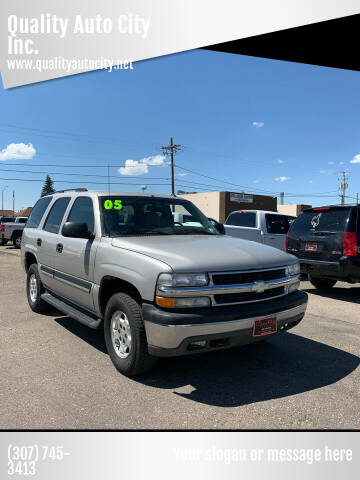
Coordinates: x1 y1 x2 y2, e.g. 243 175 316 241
252 280 266 293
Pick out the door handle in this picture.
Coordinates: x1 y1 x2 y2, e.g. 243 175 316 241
36 238 42 246
56 243 63 253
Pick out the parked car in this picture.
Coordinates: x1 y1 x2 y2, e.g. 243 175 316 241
0 216 15 245
224 210 296 250
21 189 307 376
0 216 28 248
287 205 360 289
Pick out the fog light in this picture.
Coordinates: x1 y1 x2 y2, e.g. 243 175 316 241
188 340 207 350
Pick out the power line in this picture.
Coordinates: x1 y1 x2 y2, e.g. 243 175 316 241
0 123 161 150
0 167 171 180
0 176 222 191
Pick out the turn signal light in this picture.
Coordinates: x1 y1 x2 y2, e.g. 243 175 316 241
343 232 357 257
156 296 175 308
0 225 4 232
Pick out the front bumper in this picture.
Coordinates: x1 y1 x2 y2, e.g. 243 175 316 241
143 290 308 356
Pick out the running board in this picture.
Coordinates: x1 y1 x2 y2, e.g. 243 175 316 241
41 293 102 329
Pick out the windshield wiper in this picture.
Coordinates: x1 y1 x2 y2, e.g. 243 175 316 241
172 229 216 235
118 229 170 236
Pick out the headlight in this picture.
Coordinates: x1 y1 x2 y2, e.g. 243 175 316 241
157 272 209 288
286 262 300 276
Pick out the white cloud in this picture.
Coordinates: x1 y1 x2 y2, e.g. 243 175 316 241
140 154 166 166
277 159 284 164
328 161 335 165
118 159 148 176
274 176 290 182
309 180 313 184
253 180 259 184
177 172 188 177
118 154 166 176
252 121 264 128
350 154 360 164
320 169 334 175
339 161 345 165
0 142 36 161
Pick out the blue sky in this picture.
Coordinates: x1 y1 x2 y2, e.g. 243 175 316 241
0 49 360 211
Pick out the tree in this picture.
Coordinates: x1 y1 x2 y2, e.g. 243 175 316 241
41 175 55 197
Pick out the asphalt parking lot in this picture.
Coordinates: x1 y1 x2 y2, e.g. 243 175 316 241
0 245 359 430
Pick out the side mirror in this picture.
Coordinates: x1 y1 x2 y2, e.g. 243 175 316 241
208 218 226 235
62 221 92 239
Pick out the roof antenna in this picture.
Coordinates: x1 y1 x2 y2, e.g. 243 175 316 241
107 164 110 198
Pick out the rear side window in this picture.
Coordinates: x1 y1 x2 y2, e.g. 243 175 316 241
43 197 71 234
266 214 293 234
225 212 257 228
17 218 27 224
26 197 52 228
67 197 95 233
290 208 351 236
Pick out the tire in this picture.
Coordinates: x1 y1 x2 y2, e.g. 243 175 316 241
26 264 49 313
13 232 22 249
0 238 7 246
309 276 337 290
104 292 158 377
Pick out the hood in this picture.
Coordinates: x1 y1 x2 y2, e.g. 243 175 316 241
111 235 296 272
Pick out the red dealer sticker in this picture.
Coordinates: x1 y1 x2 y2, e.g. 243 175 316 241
305 242 318 252
253 316 277 337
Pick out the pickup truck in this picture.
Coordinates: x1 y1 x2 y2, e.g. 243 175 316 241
224 210 296 250
21 189 307 376
1 216 28 248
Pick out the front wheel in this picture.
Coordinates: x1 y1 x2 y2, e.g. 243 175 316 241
309 276 337 290
13 233 22 249
104 292 158 377
26 264 50 313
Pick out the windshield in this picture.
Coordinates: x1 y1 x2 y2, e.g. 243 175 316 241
225 211 257 228
100 196 219 237
290 208 351 235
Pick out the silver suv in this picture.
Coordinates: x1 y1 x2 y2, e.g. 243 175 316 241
22 189 308 376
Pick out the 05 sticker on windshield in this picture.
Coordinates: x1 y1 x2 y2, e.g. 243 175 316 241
104 199 123 210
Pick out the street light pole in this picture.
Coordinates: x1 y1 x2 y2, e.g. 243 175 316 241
1 186 8 212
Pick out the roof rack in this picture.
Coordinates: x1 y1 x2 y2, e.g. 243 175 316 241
46 188 88 196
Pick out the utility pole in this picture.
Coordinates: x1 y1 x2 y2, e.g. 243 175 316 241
339 171 349 205
280 192 284 205
1 185 8 212
161 137 183 196
12 190 15 217
356 192 359 205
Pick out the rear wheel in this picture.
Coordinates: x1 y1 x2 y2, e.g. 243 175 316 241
309 276 337 290
104 292 158 376
0 238 7 246
13 232 22 249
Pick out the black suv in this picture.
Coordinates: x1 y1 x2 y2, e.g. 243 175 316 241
287 205 359 289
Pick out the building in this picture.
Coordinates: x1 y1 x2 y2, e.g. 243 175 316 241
277 204 312 216
0 209 14 217
178 191 277 223
16 207 33 217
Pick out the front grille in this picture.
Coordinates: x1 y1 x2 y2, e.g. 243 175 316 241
212 269 286 285
214 286 285 304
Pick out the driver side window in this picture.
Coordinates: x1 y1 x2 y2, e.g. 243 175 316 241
67 197 95 233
